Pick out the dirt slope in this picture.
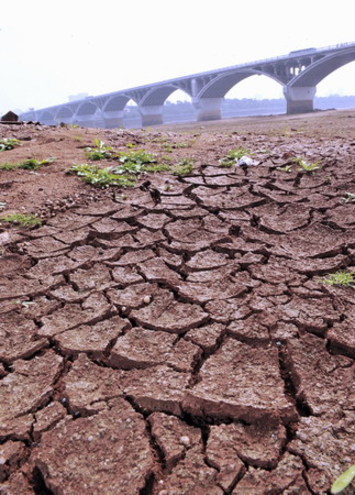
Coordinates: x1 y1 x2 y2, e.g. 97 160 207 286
0 110 354 494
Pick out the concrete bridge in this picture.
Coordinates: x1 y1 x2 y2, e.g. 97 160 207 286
20 42 355 128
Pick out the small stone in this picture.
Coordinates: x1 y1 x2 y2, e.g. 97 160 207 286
143 295 151 304
179 436 190 447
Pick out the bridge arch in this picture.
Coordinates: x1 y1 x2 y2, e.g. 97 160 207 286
317 61 355 98
101 95 142 128
123 99 141 129
74 101 103 127
222 73 285 118
139 85 192 107
138 85 192 126
288 48 355 88
39 111 55 125
197 69 285 99
55 106 74 122
102 95 133 112
75 101 99 117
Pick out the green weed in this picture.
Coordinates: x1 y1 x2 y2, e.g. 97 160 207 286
0 213 42 227
292 156 321 172
141 163 171 173
323 271 355 287
160 155 172 163
172 158 194 175
0 158 55 171
112 149 157 174
277 165 293 172
343 192 355 203
0 158 55 174
0 138 21 151
85 139 113 160
174 142 190 149
161 143 174 153
219 148 251 167
331 465 355 494
70 164 136 187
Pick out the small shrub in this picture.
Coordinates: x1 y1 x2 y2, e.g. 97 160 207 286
323 271 355 287
0 213 42 227
0 138 21 151
70 164 136 187
219 148 251 167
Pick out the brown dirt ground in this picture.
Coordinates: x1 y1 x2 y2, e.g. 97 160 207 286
0 109 354 494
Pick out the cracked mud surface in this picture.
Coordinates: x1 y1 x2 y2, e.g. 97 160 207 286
0 110 354 494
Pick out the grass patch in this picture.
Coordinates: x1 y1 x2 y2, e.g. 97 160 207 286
0 138 21 151
70 164 136 187
322 271 355 287
172 158 194 175
0 158 55 171
219 148 251 167
0 213 42 228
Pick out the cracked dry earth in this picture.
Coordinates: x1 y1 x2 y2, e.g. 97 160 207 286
0 111 354 495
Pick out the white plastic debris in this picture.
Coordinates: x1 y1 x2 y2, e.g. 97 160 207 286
236 155 259 166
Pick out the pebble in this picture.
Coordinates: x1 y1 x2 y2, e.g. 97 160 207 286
179 435 190 447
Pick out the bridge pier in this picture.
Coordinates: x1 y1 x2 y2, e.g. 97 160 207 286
102 110 124 129
193 97 223 121
139 105 163 127
284 86 316 114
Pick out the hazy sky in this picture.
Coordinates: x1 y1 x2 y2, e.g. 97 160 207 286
1 0 354 114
